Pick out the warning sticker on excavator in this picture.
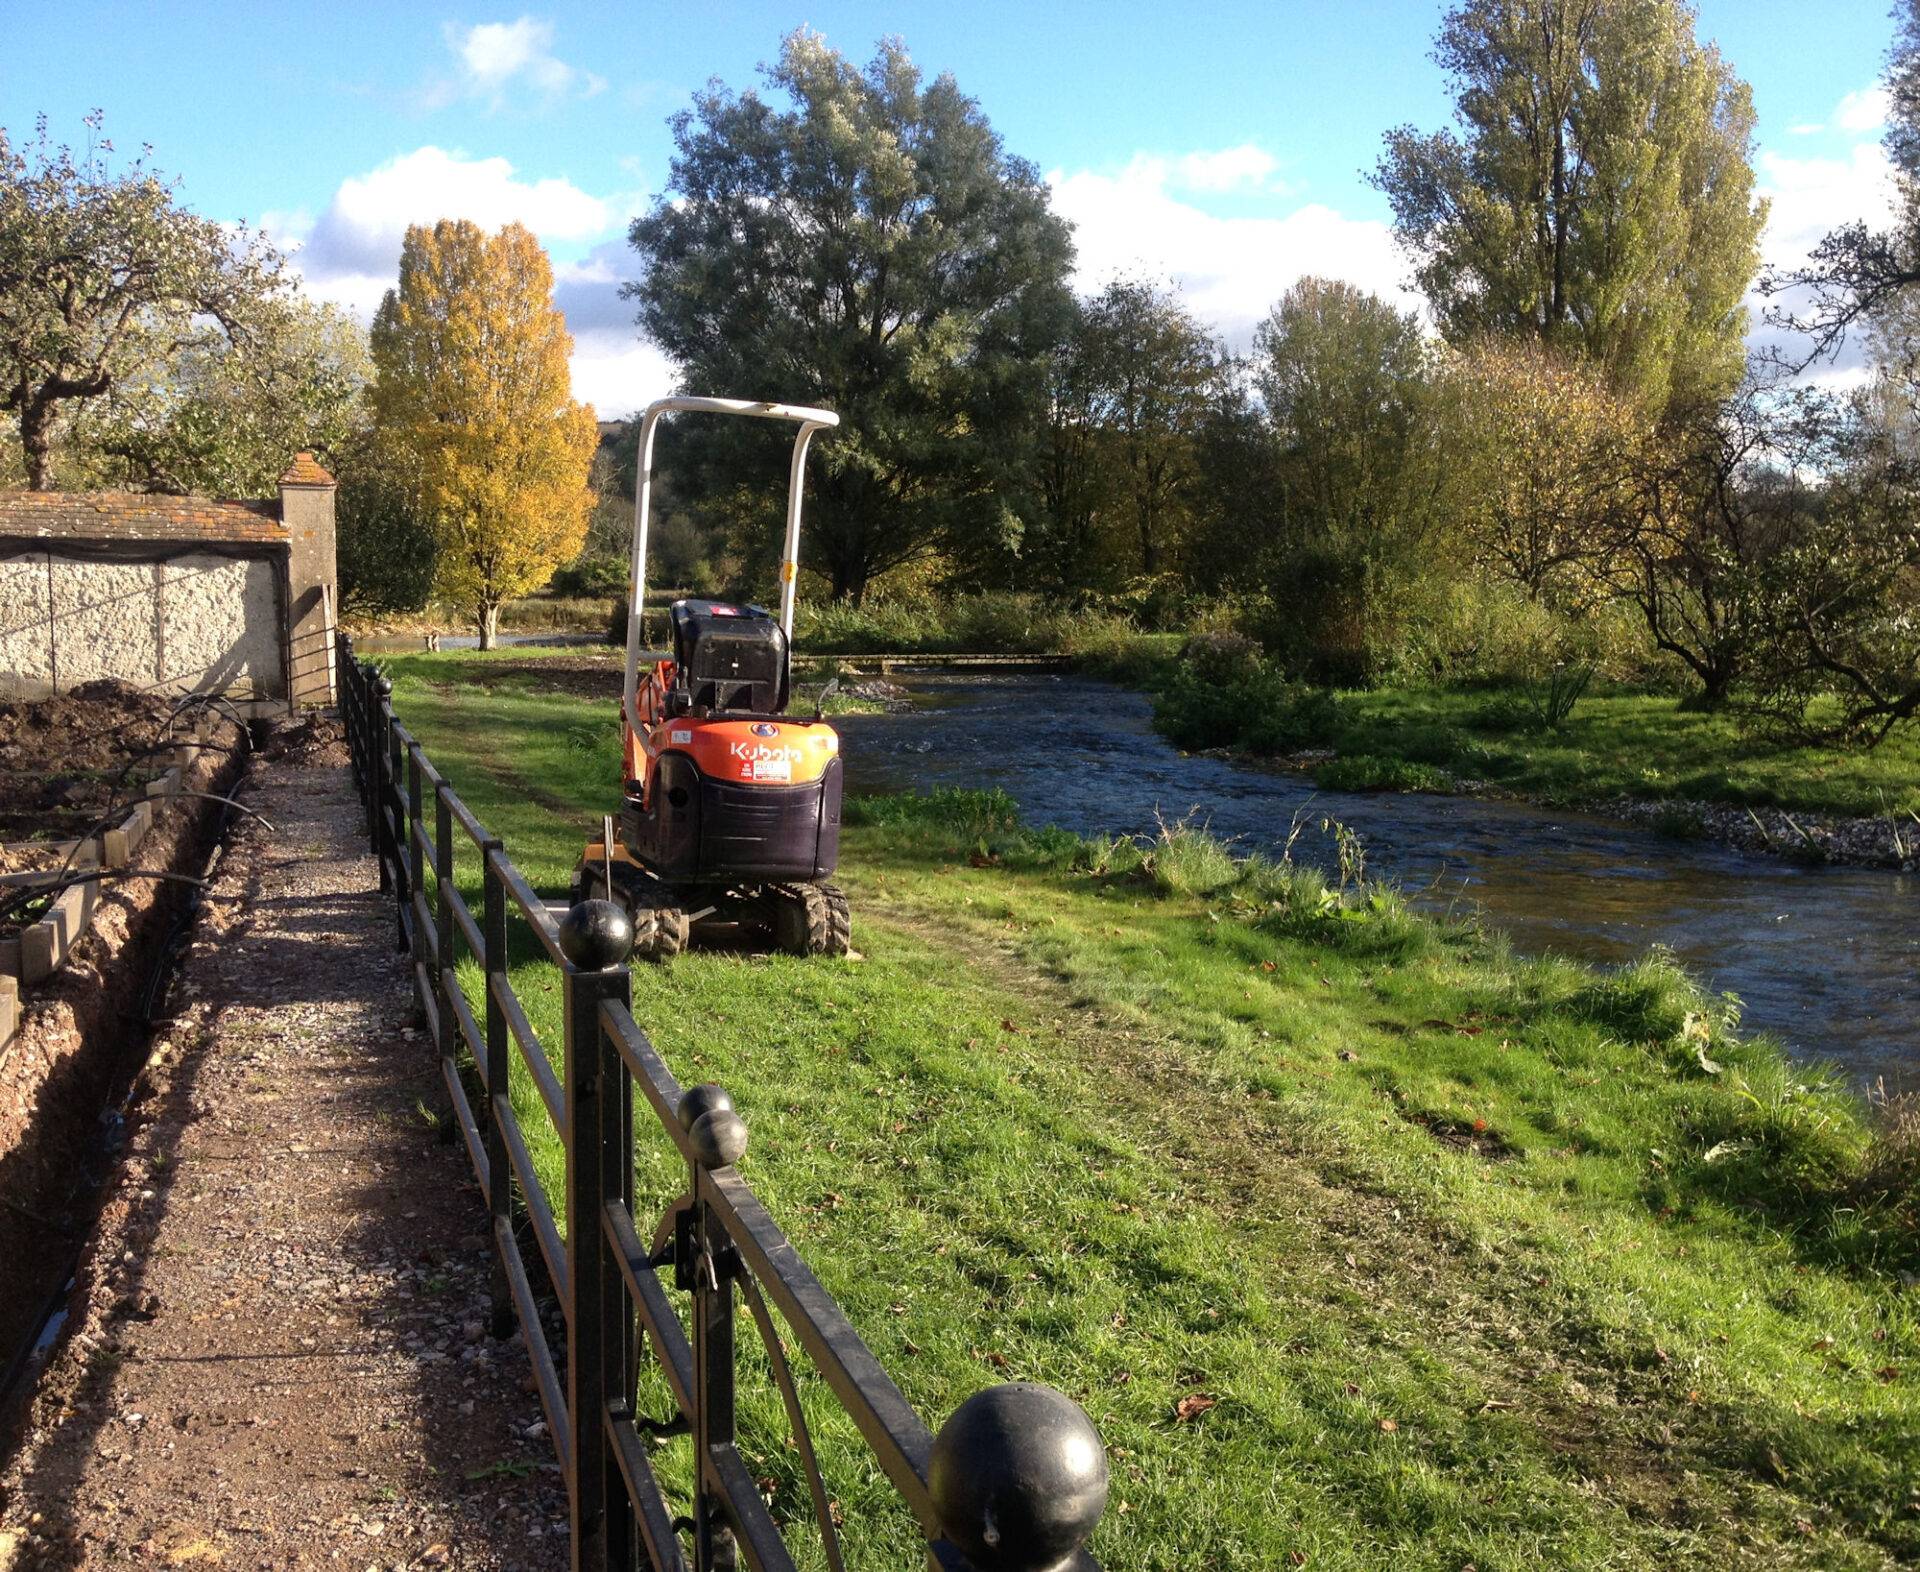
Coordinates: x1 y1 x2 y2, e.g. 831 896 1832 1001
748 757 792 782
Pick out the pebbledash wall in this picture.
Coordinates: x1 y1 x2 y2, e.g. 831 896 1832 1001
0 454 338 711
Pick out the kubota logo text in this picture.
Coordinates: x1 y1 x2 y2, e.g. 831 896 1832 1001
728 741 803 764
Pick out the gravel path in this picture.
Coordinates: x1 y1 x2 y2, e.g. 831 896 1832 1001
0 736 569 1570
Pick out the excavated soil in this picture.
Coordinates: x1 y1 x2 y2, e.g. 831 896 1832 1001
0 729 567 1570
0 683 187 841
0 712 245 1382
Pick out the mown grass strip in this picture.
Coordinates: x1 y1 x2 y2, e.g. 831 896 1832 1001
384 652 1919 1572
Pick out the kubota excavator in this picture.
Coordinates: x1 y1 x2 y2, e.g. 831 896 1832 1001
571 396 850 960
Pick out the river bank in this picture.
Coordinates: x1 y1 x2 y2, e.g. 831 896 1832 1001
1212 744 1918 872
376 648 1918 1571
1130 657 1920 871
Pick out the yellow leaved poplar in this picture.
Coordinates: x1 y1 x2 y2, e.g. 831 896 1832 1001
370 220 597 647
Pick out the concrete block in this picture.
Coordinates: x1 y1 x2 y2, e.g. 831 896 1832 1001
104 801 152 867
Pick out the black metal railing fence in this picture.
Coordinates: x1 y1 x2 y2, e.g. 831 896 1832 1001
336 634 1108 1572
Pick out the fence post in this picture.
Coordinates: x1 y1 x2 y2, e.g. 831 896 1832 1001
434 787 458 1094
557 900 638 1572
370 675 391 887
481 843 512 1338
339 638 362 798
388 697 409 912
407 750 425 953
674 1084 748 1572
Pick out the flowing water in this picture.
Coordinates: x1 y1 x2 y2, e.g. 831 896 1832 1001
837 673 1918 1087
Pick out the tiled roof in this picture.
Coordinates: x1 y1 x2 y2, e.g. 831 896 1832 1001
278 451 336 487
0 490 286 544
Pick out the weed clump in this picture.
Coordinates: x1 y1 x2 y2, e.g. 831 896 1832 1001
1313 755 1453 793
1152 642 1344 756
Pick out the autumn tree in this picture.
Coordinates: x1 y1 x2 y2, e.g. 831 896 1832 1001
1742 398 1920 745
624 31 1075 603
1026 298 1114 594
1254 278 1449 679
0 114 288 488
1599 386 1800 704
1444 336 1647 606
370 220 597 648
1374 0 1766 414
1075 277 1222 581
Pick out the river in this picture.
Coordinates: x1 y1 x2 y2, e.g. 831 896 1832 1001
836 673 1918 1088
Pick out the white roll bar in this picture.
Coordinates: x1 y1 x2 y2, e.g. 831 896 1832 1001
623 396 839 735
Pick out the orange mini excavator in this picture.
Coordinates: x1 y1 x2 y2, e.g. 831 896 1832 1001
571 396 850 960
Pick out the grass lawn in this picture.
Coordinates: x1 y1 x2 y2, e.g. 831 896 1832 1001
381 650 1919 1572
1311 687 1920 822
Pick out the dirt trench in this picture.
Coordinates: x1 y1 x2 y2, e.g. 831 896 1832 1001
0 699 248 1387
0 718 570 1570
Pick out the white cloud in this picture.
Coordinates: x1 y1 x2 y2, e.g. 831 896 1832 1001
431 16 605 110
549 243 682 417
568 336 677 420
1173 144 1282 193
1834 84 1892 135
1749 131 1898 375
1048 155 1412 347
282 145 610 301
269 148 662 406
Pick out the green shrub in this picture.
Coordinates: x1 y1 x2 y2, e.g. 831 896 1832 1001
1152 650 1343 755
1177 630 1265 686
1241 687 1343 754
792 593 1141 658
550 553 629 597
1313 755 1451 793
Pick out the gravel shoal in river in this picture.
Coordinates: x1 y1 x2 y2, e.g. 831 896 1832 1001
0 734 568 1571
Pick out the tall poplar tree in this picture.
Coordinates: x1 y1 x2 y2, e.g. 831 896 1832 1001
370 220 597 648
1374 0 1766 415
1077 277 1222 580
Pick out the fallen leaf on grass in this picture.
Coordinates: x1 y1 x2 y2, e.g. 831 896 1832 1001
1174 1394 1217 1423
1377 1418 1398 1433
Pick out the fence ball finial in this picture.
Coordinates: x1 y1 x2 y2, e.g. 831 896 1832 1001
557 899 635 971
928 1382 1108 1572
679 1083 747 1168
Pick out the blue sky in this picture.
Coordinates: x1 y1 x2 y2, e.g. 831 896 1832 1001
2 1 1902 413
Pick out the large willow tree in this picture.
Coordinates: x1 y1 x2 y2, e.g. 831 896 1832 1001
624 31 1076 603
370 220 597 647
1375 0 1766 415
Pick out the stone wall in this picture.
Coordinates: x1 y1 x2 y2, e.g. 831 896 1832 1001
0 547 287 700
0 454 335 709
